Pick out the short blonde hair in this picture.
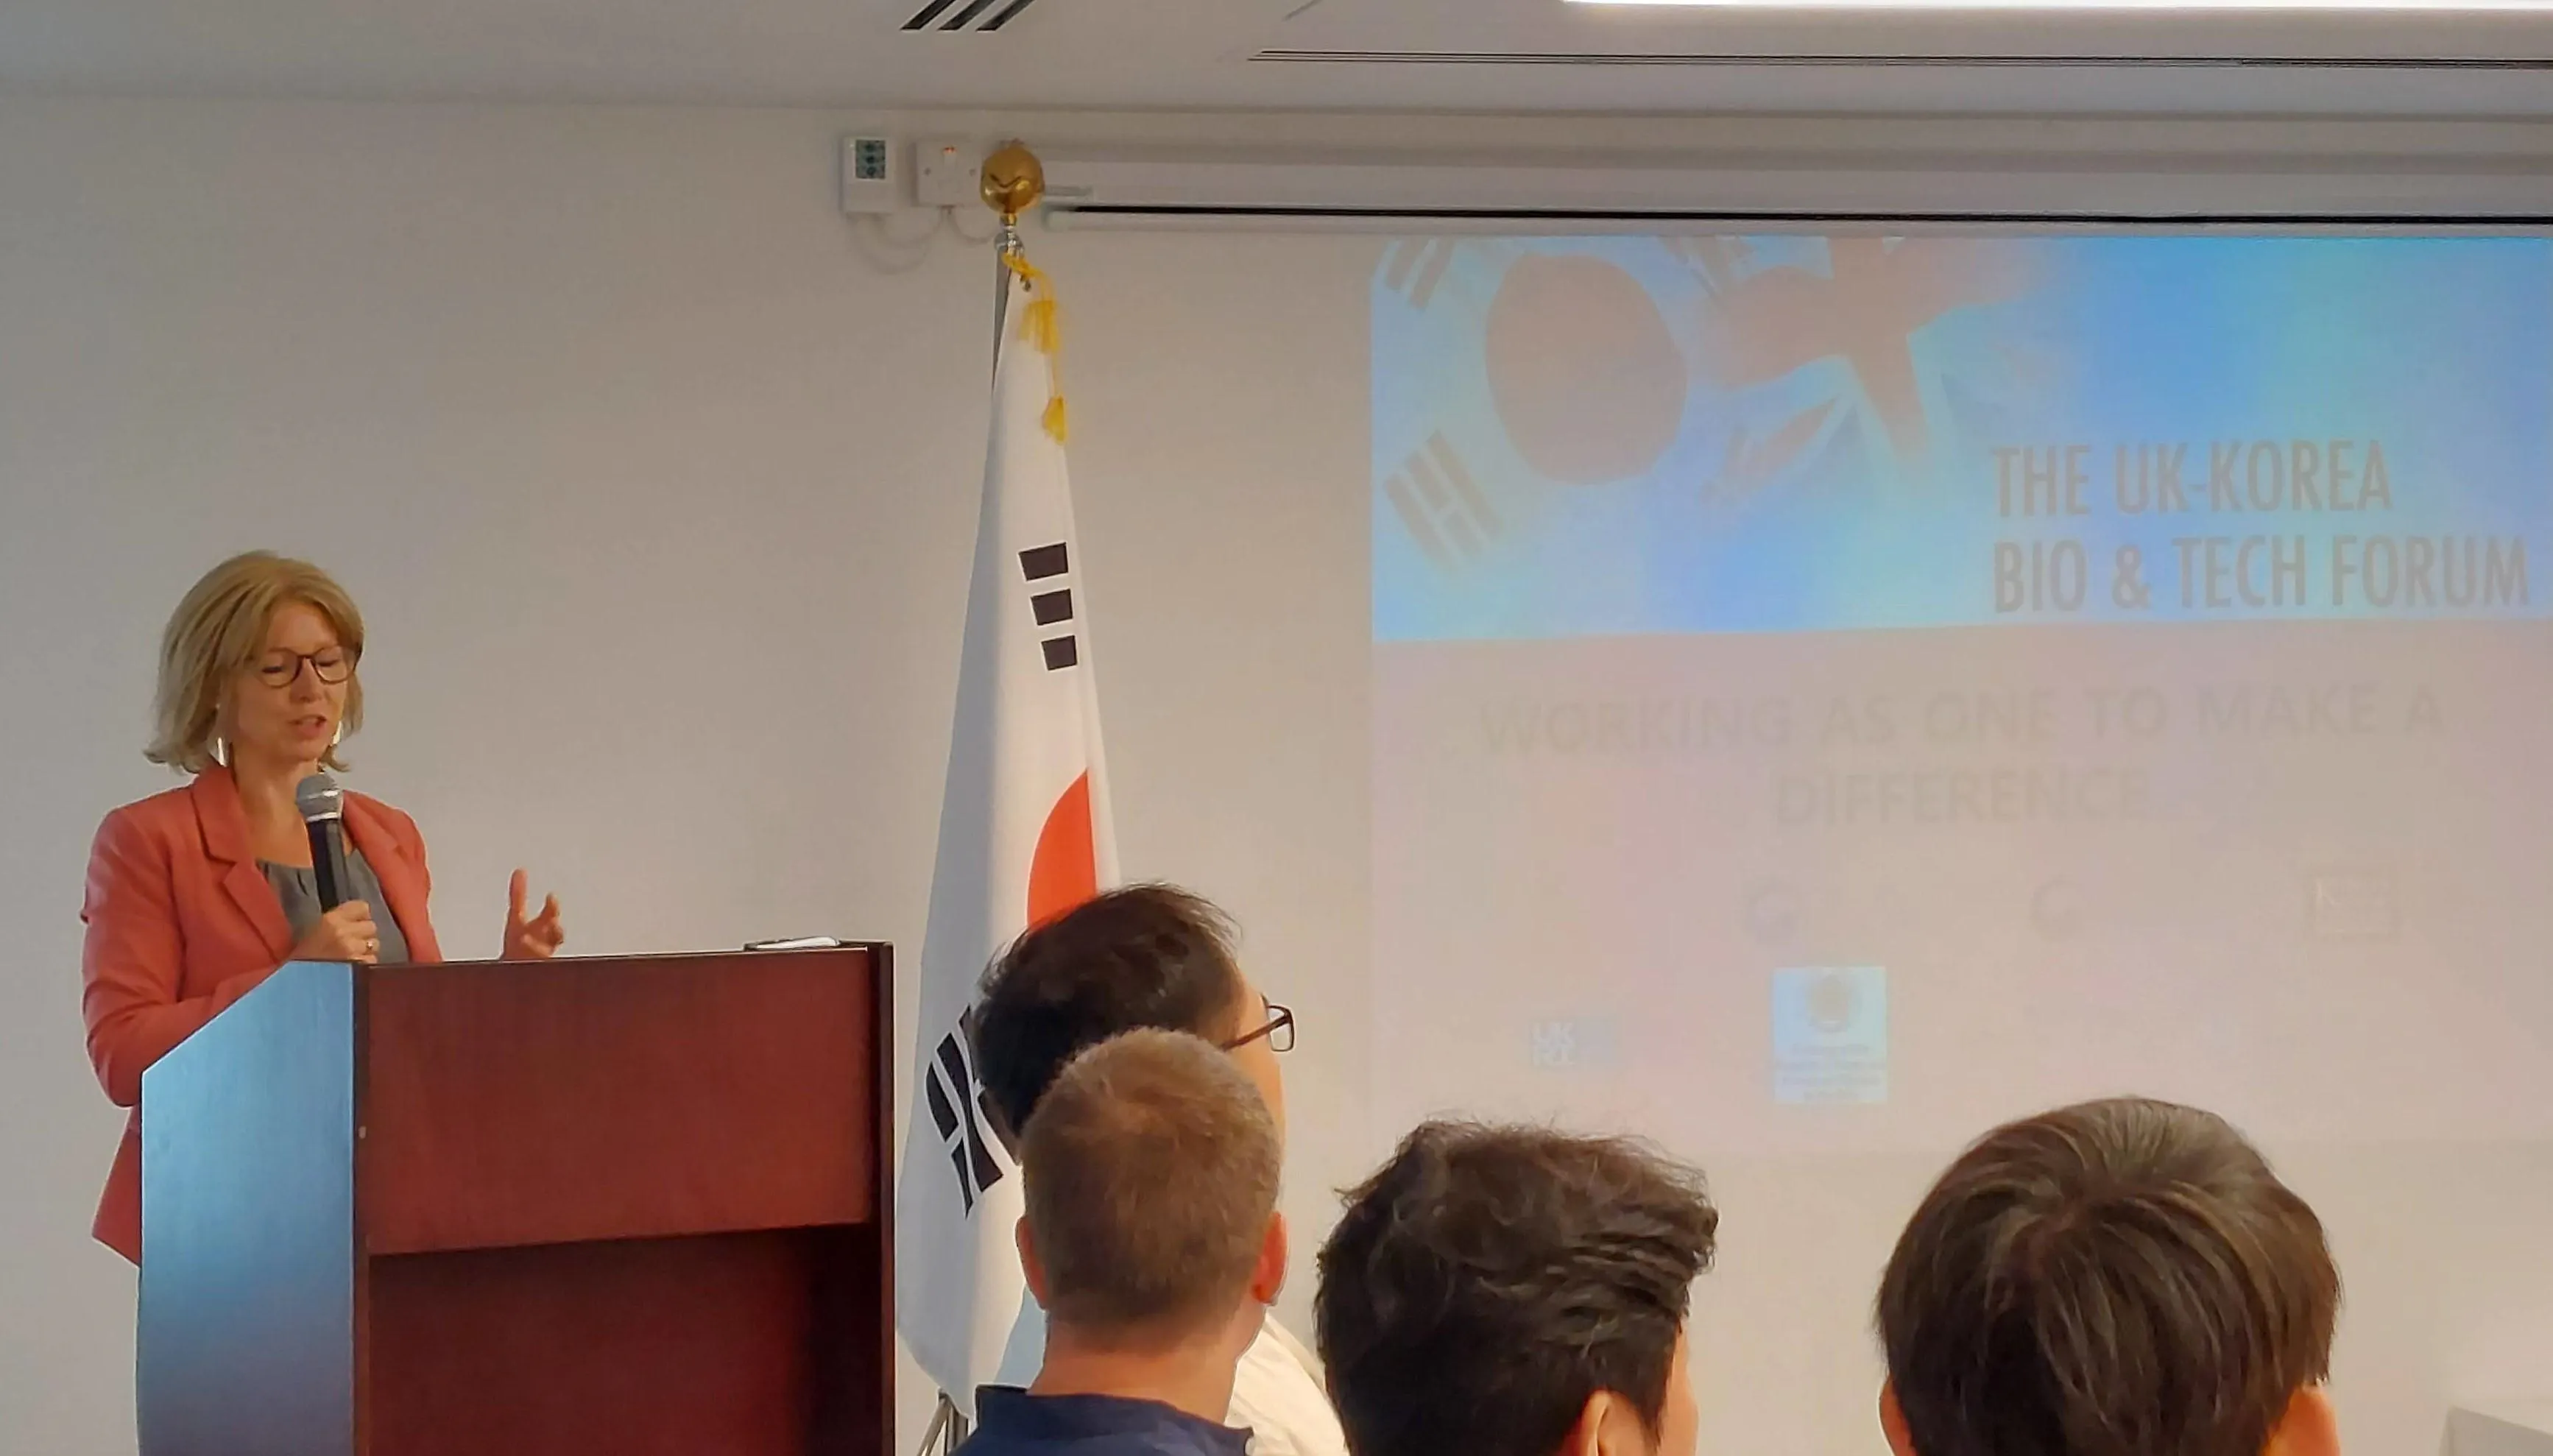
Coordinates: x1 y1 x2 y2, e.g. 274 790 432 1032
1021 1028 1281 1344
147 552 367 775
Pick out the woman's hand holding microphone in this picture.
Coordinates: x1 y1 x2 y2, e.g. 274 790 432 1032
289 900 384 964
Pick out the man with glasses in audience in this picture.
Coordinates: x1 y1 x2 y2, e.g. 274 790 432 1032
973 885 1338 1456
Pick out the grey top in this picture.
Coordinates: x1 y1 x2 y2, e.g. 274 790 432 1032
261 847 412 964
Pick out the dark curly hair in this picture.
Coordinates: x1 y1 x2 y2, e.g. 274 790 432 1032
1316 1121 1720 1456
971 884 1248 1145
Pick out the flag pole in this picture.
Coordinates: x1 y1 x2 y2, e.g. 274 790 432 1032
989 226 1014 385
907 138 1050 1456
983 139 1044 378
917 1393 968 1456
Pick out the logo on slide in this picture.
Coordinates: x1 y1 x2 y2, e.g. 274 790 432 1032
1773 966 1889 1106
1803 972 1860 1035
2031 879 2086 941
1744 882 1801 944
1528 1015 1621 1071
925 1006 1018 1215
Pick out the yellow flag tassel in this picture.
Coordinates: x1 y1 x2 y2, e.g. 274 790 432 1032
1003 250 1070 445
1020 296 1059 356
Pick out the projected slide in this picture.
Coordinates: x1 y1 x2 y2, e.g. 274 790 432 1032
1370 234 2553 1152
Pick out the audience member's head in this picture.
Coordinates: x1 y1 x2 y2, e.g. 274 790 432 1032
1017 1028 1286 1368
1876 1097 2342 1456
975 883 1288 1144
1316 1122 1720 1456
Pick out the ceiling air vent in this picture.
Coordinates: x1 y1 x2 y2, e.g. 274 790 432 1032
904 0 1043 32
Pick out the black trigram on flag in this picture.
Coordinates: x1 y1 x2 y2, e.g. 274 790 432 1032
925 1005 1018 1215
1020 542 1080 671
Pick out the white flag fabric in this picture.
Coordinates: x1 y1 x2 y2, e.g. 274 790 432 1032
895 262 1118 1413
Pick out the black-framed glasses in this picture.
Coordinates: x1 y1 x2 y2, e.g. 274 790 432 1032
251 647 356 689
1224 1001 1295 1054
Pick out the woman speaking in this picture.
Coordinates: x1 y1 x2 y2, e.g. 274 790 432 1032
78 551 567 1263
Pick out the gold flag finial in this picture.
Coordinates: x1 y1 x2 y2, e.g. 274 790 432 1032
981 141 1045 226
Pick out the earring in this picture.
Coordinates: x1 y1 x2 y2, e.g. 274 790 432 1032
211 735 228 768
331 723 343 748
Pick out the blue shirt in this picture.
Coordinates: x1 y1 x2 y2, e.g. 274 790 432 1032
956 1388 1253 1456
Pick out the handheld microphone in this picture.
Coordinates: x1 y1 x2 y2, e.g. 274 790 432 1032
294 773 351 912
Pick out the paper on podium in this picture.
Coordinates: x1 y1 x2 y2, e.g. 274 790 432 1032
2451 1404 2553 1456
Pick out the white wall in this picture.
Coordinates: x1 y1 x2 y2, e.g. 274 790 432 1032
0 95 1376 1454
1 95 2546 1456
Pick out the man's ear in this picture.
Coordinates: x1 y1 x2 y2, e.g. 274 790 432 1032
2266 1386 2340 1456
1880 1382 1918 1456
1249 1211 1289 1306
1015 1216 1051 1310
1561 1392 1609 1456
1560 1389 1653 1456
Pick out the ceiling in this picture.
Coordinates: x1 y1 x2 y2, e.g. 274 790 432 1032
2 0 2550 116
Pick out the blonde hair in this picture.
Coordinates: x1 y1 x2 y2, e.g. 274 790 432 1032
1021 1028 1282 1345
147 552 366 775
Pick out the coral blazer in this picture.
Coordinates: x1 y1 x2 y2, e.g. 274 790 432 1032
80 766 442 1263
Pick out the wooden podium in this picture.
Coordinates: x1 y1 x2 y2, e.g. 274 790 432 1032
136 947 894 1456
